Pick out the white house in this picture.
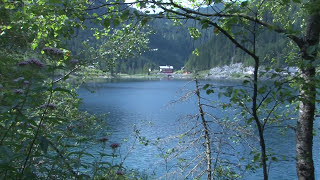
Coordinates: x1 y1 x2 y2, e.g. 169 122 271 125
159 65 174 73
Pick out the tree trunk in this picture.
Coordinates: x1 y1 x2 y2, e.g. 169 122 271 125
195 79 212 180
296 68 315 180
296 9 320 180
252 57 268 180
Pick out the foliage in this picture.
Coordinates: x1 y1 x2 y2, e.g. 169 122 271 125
0 0 153 179
65 13 196 74
113 19 196 74
185 28 290 71
1 0 320 179
77 24 151 74
125 0 319 179
0 47 141 179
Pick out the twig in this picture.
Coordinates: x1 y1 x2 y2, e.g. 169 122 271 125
20 82 54 178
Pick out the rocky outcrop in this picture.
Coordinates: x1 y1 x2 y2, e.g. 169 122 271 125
206 63 299 80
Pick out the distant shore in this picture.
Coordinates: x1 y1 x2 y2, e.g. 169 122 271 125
78 63 299 82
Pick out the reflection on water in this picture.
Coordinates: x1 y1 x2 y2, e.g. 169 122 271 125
78 79 319 179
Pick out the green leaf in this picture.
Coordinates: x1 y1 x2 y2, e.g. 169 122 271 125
49 0 60 3
253 153 260 162
188 27 201 40
271 156 278 162
141 17 150 26
113 18 120 27
53 87 74 97
47 64 65 72
121 10 130 21
258 86 267 94
240 1 248 7
271 73 277 79
0 146 13 161
203 84 210 90
306 45 317 57
224 87 233 97
133 10 140 17
247 117 254 124
282 0 290 4
200 19 209 29
192 48 200 56
100 161 112 167
243 80 250 85
39 136 49 154
99 152 114 157
53 87 70 93
31 41 38 50
102 19 111 28
139 2 146 8
206 89 214 95
245 164 253 170
47 117 65 124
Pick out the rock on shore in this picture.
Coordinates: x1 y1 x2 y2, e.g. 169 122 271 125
206 63 299 80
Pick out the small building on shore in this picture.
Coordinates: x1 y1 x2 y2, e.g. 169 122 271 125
159 65 174 73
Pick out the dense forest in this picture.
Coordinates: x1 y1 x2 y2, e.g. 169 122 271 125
64 6 294 74
64 12 195 74
185 29 290 71
111 18 292 74
184 6 304 72
1 0 319 180
113 19 195 74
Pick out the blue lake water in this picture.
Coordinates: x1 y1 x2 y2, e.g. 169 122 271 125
78 79 319 179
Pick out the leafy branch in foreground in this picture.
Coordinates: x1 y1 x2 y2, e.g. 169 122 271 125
0 0 154 179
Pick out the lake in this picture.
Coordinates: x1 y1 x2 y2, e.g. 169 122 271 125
78 79 319 179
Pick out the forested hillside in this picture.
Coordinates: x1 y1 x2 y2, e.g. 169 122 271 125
65 15 195 74
65 5 298 74
113 19 195 74
111 22 291 74
184 5 302 72
185 29 290 71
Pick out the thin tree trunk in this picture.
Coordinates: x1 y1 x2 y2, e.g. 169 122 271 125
195 79 212 180
251 17 268 179
252 57 268 180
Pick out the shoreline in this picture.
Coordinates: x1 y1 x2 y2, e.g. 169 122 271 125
77 63 298 82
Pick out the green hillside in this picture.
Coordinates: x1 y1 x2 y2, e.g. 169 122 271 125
185 29 290 71
113 19 195 74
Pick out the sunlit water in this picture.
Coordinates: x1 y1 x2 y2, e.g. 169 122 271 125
78 79 319 179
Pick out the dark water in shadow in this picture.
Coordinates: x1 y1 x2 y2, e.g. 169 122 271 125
78 79 319 179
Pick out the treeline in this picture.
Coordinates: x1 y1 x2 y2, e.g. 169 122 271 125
65 5 298 74
185 29 290 71
112 19 195 74
184 5 302 72
65 16 196 74
114 19 292 74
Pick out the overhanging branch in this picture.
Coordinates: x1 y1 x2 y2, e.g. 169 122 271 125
153 0 304 46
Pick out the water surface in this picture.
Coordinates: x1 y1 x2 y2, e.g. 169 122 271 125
78 79 319 179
